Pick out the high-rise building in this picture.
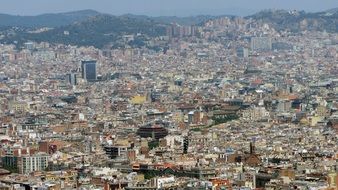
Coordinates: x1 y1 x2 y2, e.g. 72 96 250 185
81 60 97 81
166 24 197 39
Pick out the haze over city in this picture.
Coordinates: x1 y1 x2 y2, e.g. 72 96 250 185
0 0 338 16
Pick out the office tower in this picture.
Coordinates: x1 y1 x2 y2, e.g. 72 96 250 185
81 60 97 82
250 37 272 51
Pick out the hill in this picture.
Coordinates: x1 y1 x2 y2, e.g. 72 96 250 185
246 9 338 33
0 10 219 29
1 15 167 48
0 10 101 28
325 8 338 15
0 8 337 49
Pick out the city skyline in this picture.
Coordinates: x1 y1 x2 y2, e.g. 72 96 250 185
0 0 337 16
0 0 337 189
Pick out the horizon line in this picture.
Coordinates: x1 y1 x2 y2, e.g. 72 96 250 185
0 7 336 18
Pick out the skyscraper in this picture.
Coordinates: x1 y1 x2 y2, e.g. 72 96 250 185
81 60 97 82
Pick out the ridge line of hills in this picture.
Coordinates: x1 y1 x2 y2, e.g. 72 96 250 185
0 8 337 48
0 9 229 28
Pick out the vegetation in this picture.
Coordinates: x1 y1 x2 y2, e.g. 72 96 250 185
212 114 239 125
1 15 167 48
3 165 19 173
0 10 100 28
148 140 159 150
1 9 337 48
191 128 202 132
144 170 158 180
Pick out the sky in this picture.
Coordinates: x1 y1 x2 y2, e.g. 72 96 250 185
0 0 337 16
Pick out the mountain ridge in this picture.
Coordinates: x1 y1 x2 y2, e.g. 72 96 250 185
0 8 336 28
1 14 168 48
0 9 101 28
0 8 337 49
246 9 338 33
0 9 230 27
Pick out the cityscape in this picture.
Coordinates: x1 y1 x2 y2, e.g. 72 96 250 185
0 1 337 190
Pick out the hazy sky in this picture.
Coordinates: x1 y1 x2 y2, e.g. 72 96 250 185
1 0 337 16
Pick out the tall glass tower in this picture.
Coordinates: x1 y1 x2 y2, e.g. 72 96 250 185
81 60 97 82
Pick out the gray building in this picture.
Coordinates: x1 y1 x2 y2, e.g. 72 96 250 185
81 60 97 81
